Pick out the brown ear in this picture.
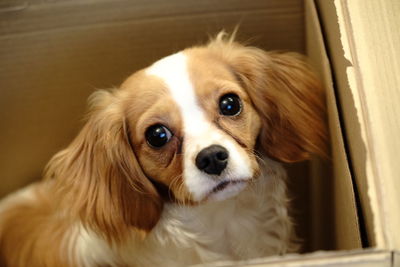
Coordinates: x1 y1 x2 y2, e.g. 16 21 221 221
45 90 162 242
209 37 327 162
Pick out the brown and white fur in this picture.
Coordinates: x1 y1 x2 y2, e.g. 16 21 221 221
0 33 326 267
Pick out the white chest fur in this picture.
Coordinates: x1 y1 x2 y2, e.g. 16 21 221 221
77 158 297 267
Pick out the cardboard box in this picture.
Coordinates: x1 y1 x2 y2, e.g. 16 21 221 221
0 0 399 265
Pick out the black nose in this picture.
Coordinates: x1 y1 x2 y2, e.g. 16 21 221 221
195 145 229 175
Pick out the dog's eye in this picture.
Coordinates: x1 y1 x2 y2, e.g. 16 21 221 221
219 94 242 116
145 124 173 148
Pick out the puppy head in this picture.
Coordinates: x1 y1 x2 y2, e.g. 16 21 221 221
46 34 326 242
124 53 262 204
125 35 327 204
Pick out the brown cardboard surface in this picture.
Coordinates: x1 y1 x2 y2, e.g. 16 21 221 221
305 0 361 250
0 0 302 35
202 250 392 267
338 0 400 251
317 0 400 250
394 252 400 267
316 0 376 249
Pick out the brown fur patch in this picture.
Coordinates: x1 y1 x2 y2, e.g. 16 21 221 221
203 36 328 162
45 89 163 244
0 184 75 267
122 72 189 203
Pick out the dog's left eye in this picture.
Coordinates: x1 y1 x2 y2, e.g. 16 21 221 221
219 94 242 116
145 124 173 148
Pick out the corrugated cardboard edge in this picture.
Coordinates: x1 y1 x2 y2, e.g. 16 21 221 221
317 0 400 250
333 0 386 249
338 0 400 250
196 250 391 267
393 252 400 267
316 0 377 247
305 0 361 250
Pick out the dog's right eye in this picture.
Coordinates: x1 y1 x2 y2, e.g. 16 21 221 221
219 93 242 116
145 124 173 148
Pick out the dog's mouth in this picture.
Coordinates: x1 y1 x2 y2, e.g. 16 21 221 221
205 180 248 202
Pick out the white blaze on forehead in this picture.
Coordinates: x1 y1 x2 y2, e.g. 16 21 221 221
146 52 208 138
146 52 253 201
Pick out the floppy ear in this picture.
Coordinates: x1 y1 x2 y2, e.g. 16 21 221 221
209 36 327 162
45 90 162 242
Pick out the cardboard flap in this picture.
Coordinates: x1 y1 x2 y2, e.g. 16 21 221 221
197 250 392 267
305 0 361 250
317 0 400 250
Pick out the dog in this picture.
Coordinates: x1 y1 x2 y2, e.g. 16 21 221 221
0 33 327 267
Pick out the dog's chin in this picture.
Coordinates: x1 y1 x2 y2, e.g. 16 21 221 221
204 180 248 202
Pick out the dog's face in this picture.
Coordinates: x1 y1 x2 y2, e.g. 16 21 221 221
47 35 327 242
122 49 262 204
